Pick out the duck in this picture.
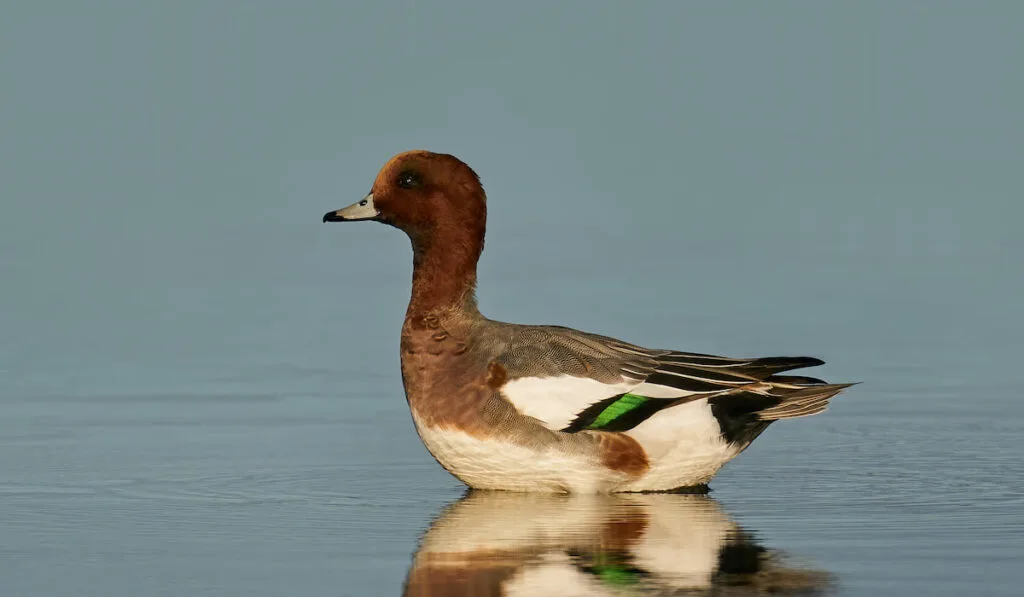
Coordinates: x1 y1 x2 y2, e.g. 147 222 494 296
323 150 852 493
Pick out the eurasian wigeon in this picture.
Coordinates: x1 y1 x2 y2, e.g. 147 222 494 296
323 150 851 493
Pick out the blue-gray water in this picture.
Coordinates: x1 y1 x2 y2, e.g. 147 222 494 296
2 2 1023 595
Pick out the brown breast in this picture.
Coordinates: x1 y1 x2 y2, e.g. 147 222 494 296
400 311 499 436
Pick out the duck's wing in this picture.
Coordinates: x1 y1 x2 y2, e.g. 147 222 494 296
491 324 846 433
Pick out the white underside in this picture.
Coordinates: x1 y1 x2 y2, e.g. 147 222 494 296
412 400 742 493
620 400 742 491
414 417 627 493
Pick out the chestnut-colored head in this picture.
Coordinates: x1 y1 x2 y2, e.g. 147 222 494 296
323 150 486 245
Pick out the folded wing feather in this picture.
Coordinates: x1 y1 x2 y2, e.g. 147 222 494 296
493 324 843 434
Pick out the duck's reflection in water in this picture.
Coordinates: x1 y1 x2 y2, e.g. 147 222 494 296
404 492 832 596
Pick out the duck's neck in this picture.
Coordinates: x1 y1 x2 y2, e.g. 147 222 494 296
406 226 483 321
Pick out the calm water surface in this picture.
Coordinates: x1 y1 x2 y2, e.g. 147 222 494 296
2 264 1022 596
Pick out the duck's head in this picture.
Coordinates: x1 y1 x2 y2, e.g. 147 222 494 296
323 150 486 245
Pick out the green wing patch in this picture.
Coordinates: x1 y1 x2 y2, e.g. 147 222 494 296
563 392 683 433
588 393 649 429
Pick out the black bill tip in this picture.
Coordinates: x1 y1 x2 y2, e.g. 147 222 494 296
322 211 345 223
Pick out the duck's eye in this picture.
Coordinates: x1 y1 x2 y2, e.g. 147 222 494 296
396 171 420 189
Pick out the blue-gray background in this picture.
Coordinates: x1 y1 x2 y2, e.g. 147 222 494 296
2 2 1021 596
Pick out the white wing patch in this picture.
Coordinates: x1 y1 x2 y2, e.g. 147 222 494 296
501 375 636 430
